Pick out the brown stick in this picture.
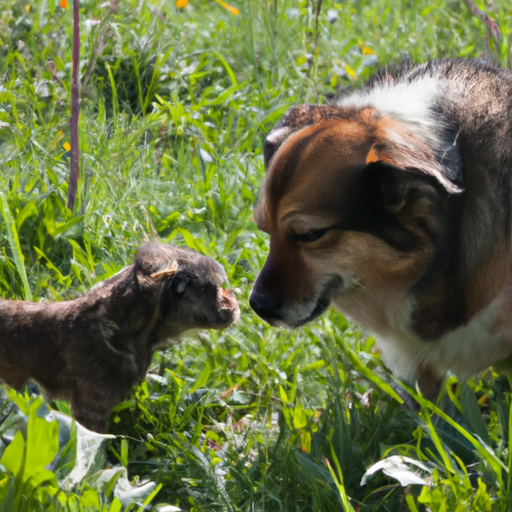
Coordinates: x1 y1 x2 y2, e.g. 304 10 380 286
68 0 80 211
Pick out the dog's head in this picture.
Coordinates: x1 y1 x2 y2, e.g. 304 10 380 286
250 105 463 330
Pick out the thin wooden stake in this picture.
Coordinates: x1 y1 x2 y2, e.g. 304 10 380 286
68 0 80 211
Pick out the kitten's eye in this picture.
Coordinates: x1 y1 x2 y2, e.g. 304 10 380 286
173 278 189 294
289 228 328 243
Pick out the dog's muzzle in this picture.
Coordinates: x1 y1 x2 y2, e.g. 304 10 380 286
249 276 343 328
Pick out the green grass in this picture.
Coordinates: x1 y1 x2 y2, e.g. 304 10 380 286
1 0 512 510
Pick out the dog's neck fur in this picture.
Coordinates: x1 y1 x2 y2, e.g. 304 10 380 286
335 276 512 396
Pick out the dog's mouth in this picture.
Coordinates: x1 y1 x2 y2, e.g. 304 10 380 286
290 275 344 328
293 295 332 328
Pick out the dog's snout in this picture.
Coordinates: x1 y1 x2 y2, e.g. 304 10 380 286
249 291 284 324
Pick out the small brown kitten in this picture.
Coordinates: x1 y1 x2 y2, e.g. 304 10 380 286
0 243 239 432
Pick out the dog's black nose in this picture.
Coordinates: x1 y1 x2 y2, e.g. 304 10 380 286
249 291 284 324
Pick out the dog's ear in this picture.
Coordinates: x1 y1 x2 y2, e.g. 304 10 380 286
264 105 346 168
363 163 460 249
368 163 448 214
365 127 464 195
134 243 179 280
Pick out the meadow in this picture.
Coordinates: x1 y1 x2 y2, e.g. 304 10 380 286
0 0 511 510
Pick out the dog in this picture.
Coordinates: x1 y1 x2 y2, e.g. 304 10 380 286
250 58 512 396
0 243 239 432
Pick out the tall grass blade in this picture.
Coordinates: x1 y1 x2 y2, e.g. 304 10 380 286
344 347 404 404
403 381 506 484
68 0 81 211
0 193 32 300
326 443 356 512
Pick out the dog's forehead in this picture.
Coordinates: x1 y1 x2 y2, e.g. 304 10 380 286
257 119 372 228
264 104 361 167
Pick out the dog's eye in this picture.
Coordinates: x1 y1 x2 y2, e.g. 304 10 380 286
173 278 189 294
290 228 328 243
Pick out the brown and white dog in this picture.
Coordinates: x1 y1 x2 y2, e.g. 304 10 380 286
250 59 512 395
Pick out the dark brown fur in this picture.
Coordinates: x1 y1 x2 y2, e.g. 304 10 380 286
0 243 239 432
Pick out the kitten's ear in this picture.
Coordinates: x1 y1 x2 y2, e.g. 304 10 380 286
134 243 179 280
264 105 345 168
